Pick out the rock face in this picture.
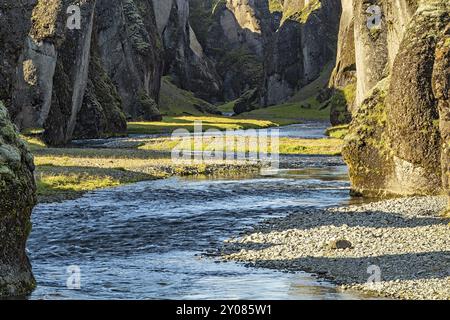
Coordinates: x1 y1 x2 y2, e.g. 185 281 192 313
343 0 450 197
0 0 37 296
153 0 222 103
192 0 267 102
0 103 36 297
95 0 163 120
263 0 341 106
434 25 450 206
43 0 98 146
191 0 341 107
10 0 168 146
329 0 356 125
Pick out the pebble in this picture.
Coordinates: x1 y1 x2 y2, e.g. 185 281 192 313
221 196 450 300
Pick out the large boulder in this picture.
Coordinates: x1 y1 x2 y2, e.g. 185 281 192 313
343 0 450 197
0 0 37 295
0 103 36 296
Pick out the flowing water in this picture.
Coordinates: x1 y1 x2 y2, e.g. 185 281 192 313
27 122 369 300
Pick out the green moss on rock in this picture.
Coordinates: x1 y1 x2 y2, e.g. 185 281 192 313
0 102 36 297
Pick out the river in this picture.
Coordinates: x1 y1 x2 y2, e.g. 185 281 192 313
27 122 370 300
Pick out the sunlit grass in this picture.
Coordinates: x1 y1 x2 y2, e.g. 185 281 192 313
36 172 121 194
140 136 343 156
21 135 47 151
128 116 276 134
237 103 331 126
326 124 350 139
33 147 260 202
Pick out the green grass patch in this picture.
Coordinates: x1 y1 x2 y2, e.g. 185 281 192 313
21 135 47 151
326 124 350 139
36 172 121 194
128 116 276 134
159 77 218 116
217 100 237 113
140 136 343 156
236 102 330 126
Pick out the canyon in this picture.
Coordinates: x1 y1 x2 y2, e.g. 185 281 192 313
0 0 449 297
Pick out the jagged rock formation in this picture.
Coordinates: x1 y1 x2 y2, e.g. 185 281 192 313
95 0 163 120
329 0 356 125
190 0 341 111
343 0 450 198
0 1 36 296
153 0 222 103
263 0 341 106
435 26 450 207
190 0 267 102
43 0 98 146
10 0 169 146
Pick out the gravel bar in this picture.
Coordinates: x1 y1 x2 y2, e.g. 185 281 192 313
221 196 450 300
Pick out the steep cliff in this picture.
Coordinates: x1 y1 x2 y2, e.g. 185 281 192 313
43 0 97 146
329 0 356 125
263 0 341 106
95 0 163 120
343 0 450 197
153 0 222 103
0 0 37 296
10 0 167 145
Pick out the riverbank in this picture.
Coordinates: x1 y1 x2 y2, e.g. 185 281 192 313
25 121 344 203
222 196 450 300
32 146 260 203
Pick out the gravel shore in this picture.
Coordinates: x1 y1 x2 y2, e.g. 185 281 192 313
222 196 450 300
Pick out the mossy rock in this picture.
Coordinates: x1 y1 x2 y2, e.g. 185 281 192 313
0 102 36 297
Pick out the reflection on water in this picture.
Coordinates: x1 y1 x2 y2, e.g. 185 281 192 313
27 157 370 300
26 123 373 300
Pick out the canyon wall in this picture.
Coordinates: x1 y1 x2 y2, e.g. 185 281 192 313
0 0 37 296
263 0 341 106
10 0 166 146
190 0 341 110
342 0 450 199
153 0 222 103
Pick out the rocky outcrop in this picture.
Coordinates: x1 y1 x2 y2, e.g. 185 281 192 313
10 0 168 145
95 0 163 120
263 0 341 106
153 0 222 103
0 0 37 109
191 0 267 101
0 0 36 296
329 0 356 125
343 0 450 197
73 45 127 139
43 0 97 146
0 103 36 297
435 25 450 206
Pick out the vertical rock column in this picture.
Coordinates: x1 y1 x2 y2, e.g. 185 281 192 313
0 0 37 296
386 1 449 195
44 0 97 146
0 103 37 296
353 0 389 106
434 26 450 212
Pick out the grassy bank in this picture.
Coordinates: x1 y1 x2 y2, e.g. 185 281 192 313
24 119 347 203
128 116 275 135
139 136 343 156
26 138 260 203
